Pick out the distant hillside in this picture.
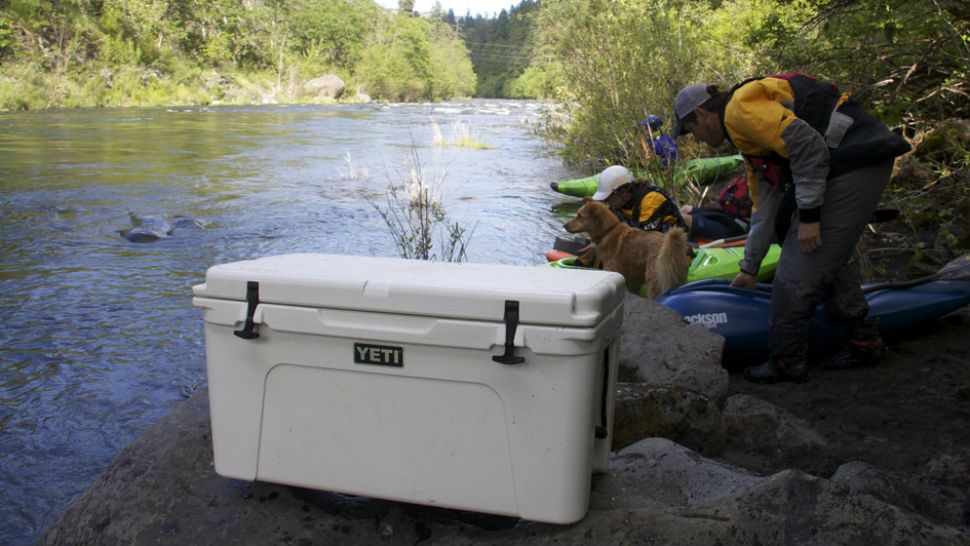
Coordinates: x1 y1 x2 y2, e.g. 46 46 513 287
451 0 540 98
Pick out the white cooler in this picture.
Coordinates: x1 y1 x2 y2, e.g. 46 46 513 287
192 253 625 524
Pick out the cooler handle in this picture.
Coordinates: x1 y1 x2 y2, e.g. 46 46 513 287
234 281 261 340
492 300 525 365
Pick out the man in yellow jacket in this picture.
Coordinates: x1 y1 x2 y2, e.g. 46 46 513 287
674 74 910 383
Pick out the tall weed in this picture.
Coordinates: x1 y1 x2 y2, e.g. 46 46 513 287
373 147 475 262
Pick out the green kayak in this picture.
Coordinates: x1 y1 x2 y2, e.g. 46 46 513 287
550 155 743 198
546 244 782 298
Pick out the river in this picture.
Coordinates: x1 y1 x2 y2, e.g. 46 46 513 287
0 100 583 545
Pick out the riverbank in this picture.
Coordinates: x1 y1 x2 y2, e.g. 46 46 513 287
0 100 576 545
39 303 970 545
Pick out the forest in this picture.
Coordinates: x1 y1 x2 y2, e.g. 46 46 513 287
1 0 967 170
0 0 477 108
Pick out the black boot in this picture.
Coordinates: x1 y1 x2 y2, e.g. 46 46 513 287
820 344 886 370
744 358 809 384
820 321 886 370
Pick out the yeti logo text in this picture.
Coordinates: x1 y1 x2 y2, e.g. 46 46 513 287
354 343 404 367
685 312 729 329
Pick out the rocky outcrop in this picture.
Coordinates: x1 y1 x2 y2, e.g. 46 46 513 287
303 74 345 100
615 294 729 453
38 294 970 544
39 401 970 545
613 383 725 454
722 394 829 452
619 294 728 402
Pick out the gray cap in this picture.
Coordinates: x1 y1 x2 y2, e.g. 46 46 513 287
673 84 713 138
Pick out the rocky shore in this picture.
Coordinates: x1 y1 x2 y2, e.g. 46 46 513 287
40 295 970 545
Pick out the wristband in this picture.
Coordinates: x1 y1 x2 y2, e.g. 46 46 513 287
798 207 821 223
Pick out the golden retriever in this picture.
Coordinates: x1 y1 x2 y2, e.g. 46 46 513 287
563 199 690 298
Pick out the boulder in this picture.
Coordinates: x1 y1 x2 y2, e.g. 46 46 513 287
593 438 970 545
722 394 829 454
831 461 957 523
619 293 728 403
303 74 345 100
40 396 970 546
613 383 725 455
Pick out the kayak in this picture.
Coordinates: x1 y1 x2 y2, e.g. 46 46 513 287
546 244 783 298
550 155 743 198
657 255 970 367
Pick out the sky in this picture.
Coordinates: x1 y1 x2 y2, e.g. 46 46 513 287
374 0 519 17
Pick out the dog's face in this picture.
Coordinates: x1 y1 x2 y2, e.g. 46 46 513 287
563 199 617 239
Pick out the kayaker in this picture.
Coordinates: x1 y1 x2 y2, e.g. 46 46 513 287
641 114 679 167
575 165 687 266
641 113 746 242
673 74 910 383
591 163 746 243
591 165 688 233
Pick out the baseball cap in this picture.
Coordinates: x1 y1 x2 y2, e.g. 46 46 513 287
673 83 714 138
591 165 634 200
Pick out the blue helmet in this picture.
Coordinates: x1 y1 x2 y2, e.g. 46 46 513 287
641 114 664 131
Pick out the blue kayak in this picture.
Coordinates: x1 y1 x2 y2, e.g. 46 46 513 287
657 255 970 367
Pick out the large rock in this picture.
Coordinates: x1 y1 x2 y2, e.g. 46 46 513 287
41 393 970 545
613 383 725 455
831 461 959 524
303 74 345 100
722 394 829 453
593 439 970 545
620 294 728 402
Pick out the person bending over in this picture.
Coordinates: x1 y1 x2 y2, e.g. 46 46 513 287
673 74 909 383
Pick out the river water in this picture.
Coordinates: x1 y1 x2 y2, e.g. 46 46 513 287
0 100 582 544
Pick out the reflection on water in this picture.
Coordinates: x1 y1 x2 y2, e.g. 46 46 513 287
0 100 582 544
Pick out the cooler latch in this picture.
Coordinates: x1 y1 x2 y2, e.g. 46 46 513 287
233 281 261 340
492 300 525 365
595 348 610 439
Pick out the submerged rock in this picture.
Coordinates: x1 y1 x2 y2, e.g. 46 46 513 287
119 212 204 243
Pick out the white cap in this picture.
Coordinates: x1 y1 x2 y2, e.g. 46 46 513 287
673 83 714 138
591 165 634 200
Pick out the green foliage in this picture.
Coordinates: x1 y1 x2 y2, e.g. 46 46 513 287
504 60 563 99
288 0 378 69
530 0 968 195
0 17 17 59
768 0 969 123
356 14 474 102
0 0 476 110
457 0 538 98
531 0 713 192
428 20 476 99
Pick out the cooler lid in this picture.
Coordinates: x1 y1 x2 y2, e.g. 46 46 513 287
193 253 625 327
